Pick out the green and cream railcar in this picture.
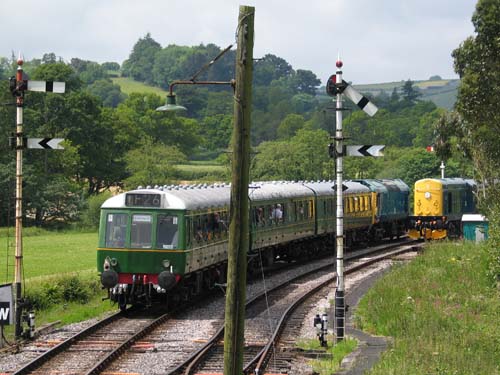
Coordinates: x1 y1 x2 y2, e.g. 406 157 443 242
97 180 400 308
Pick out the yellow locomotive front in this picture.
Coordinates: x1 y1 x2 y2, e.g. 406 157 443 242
410 179 447 240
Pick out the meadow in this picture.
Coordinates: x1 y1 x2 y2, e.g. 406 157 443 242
355 241 500 374
0 228 98 281
111 77 168 97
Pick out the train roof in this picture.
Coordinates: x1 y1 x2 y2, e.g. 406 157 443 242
353 179 409 193
415 178 476 189
302 180 371 196
102 185 231 211
101 180 375 211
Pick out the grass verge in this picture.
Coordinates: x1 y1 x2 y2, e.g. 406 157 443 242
296 337 357 374
355 241 500 374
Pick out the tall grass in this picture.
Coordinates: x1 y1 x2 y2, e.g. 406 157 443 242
296 337 357 375
355 241 500 374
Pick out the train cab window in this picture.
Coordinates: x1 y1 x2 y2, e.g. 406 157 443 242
131 214 152 248
157 215 178 249
105 213 128 248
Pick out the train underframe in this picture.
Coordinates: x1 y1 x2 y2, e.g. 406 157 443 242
408 216 461 240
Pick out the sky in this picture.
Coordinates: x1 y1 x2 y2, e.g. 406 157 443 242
0 0 478 84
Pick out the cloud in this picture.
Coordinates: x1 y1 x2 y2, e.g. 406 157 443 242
0 0 476 83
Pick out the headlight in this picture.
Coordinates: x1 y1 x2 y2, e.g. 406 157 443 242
162 259 171 268
424 192 431 199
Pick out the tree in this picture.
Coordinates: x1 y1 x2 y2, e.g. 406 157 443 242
122 33 162 84
401 79 422 102
0 57 10 79
289 69 321 96
451 0 500 204
70 58 107 84
277 114 305 139
101 62 120 71
31 62 82 92
252 128 332 181
42 52 57 64
123 138 187 189
429 75 442 81
253 54 293 86
201 114 233 151
87 79 127 107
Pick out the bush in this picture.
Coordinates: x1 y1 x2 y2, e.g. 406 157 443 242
80 191 113 228
24 272 101 311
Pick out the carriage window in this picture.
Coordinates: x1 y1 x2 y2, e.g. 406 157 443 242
208 211 228 240
297 202 306 221
105 213 128 248
157 215 178 249
270 204 284 225
194 215 207 243
354 197 359 212
131 214 152 248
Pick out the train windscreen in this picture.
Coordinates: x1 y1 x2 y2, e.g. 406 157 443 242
157 215 179 249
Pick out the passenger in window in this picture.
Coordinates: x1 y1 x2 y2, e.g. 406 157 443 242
196 223 204 242
271 204 283 224
256 207 265 227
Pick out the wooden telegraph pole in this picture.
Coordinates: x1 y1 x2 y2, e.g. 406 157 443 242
224 5 254 375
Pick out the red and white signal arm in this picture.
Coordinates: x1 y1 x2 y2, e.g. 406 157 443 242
426 146 435 152
0 284 13 325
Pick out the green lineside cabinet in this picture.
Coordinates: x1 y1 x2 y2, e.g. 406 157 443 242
462 214 489 242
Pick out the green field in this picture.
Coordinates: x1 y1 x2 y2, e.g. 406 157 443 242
356 241 500 374
176 163 225 173
0 229 98 282
111 76 168 97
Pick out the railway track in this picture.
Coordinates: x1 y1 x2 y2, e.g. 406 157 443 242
168 239 421 375
10 238 421 375
12 306 174 375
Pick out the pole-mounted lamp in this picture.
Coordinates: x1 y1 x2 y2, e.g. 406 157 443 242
156 44 235 112
156 79 236 113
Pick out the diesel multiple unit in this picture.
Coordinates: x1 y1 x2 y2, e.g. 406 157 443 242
97 179 409 309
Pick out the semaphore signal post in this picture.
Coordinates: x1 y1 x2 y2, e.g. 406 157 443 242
326 57 380 343
9 55 65 339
